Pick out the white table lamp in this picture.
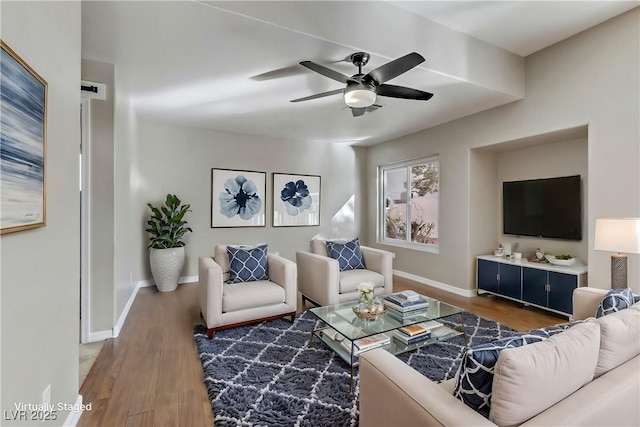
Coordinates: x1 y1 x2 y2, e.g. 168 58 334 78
594 218 640 289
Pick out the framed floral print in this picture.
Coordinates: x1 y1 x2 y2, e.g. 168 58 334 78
1 41 48 234
272 173 320 227
211 168 266 227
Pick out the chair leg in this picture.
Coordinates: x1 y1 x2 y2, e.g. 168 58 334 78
207 328 215 339
301 295 320 308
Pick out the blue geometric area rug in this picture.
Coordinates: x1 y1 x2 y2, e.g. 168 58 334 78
193 311 518 426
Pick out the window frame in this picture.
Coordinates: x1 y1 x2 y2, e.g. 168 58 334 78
377 155 440 253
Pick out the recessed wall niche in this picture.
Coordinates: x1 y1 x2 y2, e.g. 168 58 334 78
470 125 588 264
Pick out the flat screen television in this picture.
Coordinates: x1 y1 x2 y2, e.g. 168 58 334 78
503 175 582 240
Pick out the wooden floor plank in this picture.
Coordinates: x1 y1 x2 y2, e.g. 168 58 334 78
125 410 155 427
79 277 562 426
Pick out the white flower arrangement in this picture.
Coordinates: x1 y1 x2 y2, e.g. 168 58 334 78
354 281 385 319
357 281 375 295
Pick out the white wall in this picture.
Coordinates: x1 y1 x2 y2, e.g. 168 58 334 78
1 1 82 424
130 121 365 284
367 9 640 293
81 59 115 333
114 74 138 327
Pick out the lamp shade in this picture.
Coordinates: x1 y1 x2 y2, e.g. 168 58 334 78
594 218 640 254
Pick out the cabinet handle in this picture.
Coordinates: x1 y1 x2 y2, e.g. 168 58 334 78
497 274 500 281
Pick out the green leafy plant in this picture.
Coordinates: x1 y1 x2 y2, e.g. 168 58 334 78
146 194 192 249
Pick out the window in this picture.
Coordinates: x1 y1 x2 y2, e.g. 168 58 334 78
379 156 439 251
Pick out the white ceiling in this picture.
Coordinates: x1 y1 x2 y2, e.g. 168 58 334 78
392 1 639 56
81 1 638 146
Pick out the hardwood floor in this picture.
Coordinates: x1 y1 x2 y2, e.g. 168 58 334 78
79 285 213 427
79 277 567 426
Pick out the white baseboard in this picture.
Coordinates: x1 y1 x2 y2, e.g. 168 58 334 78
140 275 198 288
87 329 113 342
138 279 155 288
113 281 143 337
63 394 83 427
393 269 476 298
179 275 198 284
110 276 199 337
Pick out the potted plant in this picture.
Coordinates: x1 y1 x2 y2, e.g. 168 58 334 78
146 194 192 292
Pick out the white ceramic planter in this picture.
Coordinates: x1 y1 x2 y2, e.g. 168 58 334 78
149 247 185 292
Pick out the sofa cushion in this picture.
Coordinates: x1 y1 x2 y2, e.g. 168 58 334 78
453 324 572 416
339 269 384 294
596 288 635 318
489 321 600 426
226 244 269 283
595 302 640 377
326 238 366 271
222 280 285 312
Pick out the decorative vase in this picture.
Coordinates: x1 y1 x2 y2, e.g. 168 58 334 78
359 291 375 308
149 247 185 292
353 293 386 321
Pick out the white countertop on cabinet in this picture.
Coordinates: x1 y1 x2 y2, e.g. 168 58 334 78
477 255 588 275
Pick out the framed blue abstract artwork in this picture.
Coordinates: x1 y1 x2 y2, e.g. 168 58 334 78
273 173 320 227
1 41 47 234
211 168 266 227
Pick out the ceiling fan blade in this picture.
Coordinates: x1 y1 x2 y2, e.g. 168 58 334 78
290 88 343 103
300 61 355 84
251 65 306 81
365 52 425 84
351 108 366 117
376 84 433 101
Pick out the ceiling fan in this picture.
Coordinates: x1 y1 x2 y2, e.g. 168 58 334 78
291 52 433 117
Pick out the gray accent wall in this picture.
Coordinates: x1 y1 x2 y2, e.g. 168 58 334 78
130 121 366 285
1 1 82 423
496 136 588 262
367 9 640 293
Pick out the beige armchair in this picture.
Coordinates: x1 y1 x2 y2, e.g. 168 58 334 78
199 244 297 339
296 239 394 307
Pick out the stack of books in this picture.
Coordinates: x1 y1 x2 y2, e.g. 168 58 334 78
340 333 391 356
392 323 433 345
383 292 429 315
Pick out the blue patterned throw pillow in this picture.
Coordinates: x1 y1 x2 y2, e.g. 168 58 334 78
453 324 573 416
326 238 366 271
596 288 635 318
226 244 269 284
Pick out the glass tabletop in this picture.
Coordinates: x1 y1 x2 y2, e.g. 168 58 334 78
308 295 463 341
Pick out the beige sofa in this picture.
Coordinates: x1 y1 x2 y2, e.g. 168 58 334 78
359 287 640 426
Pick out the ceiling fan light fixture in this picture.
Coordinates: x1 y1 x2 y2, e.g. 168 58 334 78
344 88 376 108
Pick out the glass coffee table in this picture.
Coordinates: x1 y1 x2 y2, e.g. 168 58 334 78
308 295 466 391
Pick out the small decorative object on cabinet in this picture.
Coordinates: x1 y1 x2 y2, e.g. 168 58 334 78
477 255 587 317
146 194 192 292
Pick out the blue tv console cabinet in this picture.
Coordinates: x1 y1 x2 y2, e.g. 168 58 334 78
476 255 588 317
